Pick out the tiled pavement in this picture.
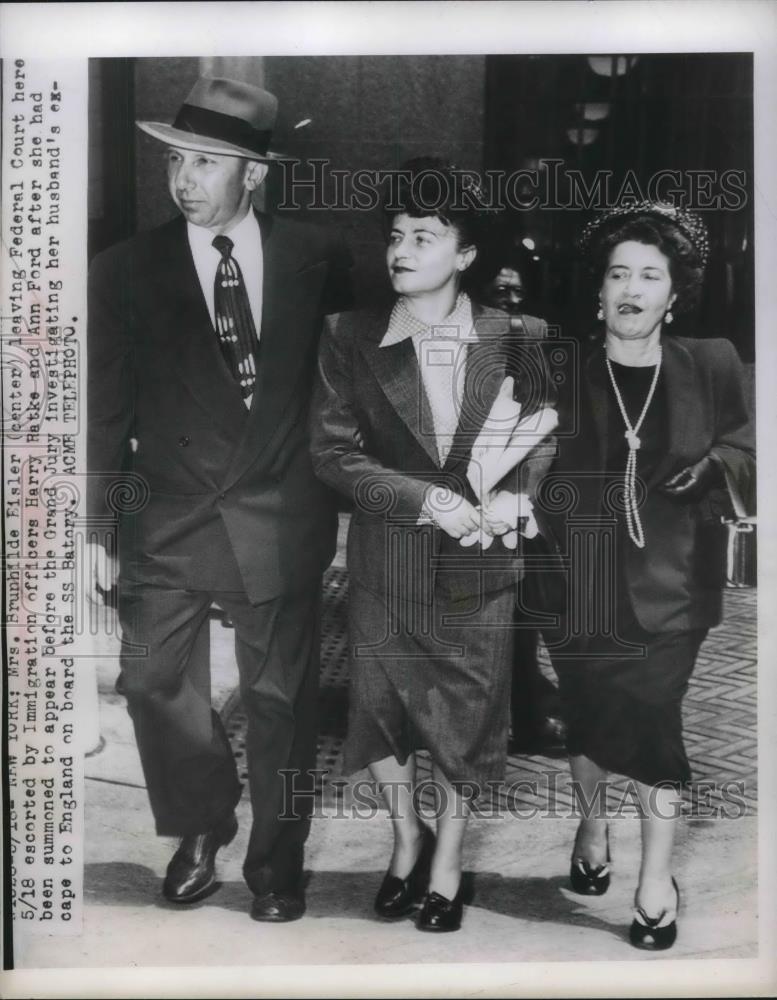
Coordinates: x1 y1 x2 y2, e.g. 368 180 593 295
225 569 758 818
14 561 760 975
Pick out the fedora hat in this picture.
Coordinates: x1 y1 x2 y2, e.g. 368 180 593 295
137 76 281 161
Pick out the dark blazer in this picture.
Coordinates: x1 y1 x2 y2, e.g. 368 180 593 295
544 334 755 633
310 302 556 605
87 211 352 602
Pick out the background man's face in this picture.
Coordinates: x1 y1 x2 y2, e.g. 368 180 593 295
486 267 525 315
166 147 252 234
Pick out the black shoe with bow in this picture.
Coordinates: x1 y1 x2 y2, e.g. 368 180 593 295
416 887 464 933
374 825 436 920
569 825 610 896
162 812 238 904
569 858 611 896
629 878 680 951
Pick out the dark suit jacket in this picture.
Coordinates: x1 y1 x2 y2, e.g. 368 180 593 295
515 313 548 340
310 302 556 605
544 334 755 633
87 210 351 602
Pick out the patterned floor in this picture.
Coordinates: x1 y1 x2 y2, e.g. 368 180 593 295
225 569 757 818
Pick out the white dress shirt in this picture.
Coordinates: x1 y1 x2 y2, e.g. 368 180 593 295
187 210 263 338
187 210 263 408
380 293 476 467
381 294 538 542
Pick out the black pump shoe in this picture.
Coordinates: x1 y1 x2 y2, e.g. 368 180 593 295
374 825 436 920
569 858 611 896
629 878 680 951
569 825 610 896
416 888 464 933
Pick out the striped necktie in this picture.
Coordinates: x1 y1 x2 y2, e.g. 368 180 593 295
212 234 258 398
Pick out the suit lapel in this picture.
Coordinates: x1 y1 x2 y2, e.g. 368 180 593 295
360 302 510 471
359 311 440 466
647 335 697 488
156 219 248 436
444 329 506 468
222 212 322 485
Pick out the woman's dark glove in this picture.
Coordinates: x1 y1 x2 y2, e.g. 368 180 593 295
659 455 725 501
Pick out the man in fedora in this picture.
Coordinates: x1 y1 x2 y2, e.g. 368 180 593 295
87 77 351 921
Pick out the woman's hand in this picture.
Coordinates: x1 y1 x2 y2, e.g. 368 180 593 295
423 485 483 539
660 455 724 501
482 490 536 533
482 491 518 536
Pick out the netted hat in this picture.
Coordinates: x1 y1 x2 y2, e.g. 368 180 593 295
578 201 710 267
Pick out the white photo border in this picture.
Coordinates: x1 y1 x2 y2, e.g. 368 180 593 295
1 2 776 997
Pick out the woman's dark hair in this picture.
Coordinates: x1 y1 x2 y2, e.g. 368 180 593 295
382 156 491 255
587 214 705 314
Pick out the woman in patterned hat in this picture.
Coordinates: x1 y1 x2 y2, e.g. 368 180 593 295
310 157 557 933
545 202 755 949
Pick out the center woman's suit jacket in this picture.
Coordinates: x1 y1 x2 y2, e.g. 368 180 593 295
87 211 351 602
310 302 556 606
543 333 755 634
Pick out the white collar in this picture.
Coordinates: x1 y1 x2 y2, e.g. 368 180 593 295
187 208 261 259
186 209 263 335
380 293 476 348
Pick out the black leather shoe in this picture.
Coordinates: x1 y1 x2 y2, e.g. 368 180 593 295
374 825 436 920
629 878 679 951
250 890 306 923
569 825 610 896
416 888 464 933
162 812 238 904
569 858 610 896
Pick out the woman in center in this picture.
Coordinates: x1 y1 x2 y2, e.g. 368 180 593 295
311 158 556 932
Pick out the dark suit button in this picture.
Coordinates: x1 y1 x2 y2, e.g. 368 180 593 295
219 492 226 501
178 435 190 447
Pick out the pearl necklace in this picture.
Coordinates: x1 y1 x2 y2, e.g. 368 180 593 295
605 349 662 548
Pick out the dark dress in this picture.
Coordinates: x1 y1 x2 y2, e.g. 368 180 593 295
553 362 706 786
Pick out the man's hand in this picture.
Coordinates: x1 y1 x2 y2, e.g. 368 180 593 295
660 455 724 501
423 486 483 540
85 541 118 605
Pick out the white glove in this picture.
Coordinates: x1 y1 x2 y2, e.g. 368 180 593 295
480 491 538 550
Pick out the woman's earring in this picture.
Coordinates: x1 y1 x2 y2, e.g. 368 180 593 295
665 310 674 325
597 305 604 321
